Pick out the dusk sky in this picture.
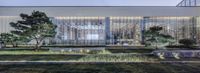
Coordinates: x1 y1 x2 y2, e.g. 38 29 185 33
0 0 182 6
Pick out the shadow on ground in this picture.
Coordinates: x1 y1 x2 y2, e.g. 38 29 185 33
0 63 200 73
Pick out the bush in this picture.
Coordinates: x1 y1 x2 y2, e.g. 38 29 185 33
165 45 199 49
107 49 154 53
179 39 196 47
74 54 156 62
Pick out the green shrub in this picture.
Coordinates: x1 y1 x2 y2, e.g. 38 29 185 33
74 54 156 62
179 39 196 47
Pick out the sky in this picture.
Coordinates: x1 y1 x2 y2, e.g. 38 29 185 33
0 0 182 6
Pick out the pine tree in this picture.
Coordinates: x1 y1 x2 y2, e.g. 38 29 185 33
144 26 174 49
10 11 57 50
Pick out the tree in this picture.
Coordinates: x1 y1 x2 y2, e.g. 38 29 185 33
0 33 19 47
144 26 174 49
179 39 196 47
9 11 57 50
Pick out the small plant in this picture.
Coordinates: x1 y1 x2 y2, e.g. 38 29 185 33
157 52 165 59
79 49 83 53
172 52 180 59
68 49 72 52
97 50 112 54
86 49 90 53
60 49 65 53
0 33 28 47
179 39 196 47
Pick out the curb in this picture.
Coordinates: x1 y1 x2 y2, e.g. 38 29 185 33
0 61 199 64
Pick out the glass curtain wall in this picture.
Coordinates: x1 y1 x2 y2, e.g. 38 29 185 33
0 16 198 46
51 17 105 46
145 17 195 44
0 16 19 33
109 17 142 46
196 17 200 45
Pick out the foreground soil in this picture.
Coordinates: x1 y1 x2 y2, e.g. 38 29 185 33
0 63 199 73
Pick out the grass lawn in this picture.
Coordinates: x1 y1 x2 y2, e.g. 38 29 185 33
0 63 199 73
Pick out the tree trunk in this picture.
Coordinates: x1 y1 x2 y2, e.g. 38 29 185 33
11 42 16 48
34 37 44 51
11 43 14 48
15 43 18 47
34 39 41 51
35 43 40 51
155 37 158 49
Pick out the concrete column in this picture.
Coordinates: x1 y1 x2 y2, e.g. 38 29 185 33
141 17 149 44
105 17 110 45
192 17 197 42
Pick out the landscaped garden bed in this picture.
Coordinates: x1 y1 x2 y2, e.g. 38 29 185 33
106 49 154 53
0 54 156 62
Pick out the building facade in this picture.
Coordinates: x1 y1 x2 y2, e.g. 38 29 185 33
0 6 200 46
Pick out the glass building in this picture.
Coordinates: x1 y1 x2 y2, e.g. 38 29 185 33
0 4 199 46
177 0 200 6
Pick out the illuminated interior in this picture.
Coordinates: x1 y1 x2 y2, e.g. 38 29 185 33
0 16 199 46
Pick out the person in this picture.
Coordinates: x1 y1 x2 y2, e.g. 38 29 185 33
0 41 4 49
0 41 2 49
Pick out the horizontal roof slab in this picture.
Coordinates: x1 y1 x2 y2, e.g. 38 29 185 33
0 6 199 17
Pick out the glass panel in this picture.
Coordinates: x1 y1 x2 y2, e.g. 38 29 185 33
145 17 193 44
52 17 105 46
0 16 198 46
109 17 142 46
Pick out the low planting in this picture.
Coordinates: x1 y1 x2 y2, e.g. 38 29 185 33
0 54 157 62
0 55 85 61
0 48 158 62
73 54 156 62
107 49 154 53
166 45 200 49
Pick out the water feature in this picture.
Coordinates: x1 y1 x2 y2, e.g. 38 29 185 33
153 50 200 58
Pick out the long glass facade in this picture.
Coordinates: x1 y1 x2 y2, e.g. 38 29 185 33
0 16 199 46
177 0 200 6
